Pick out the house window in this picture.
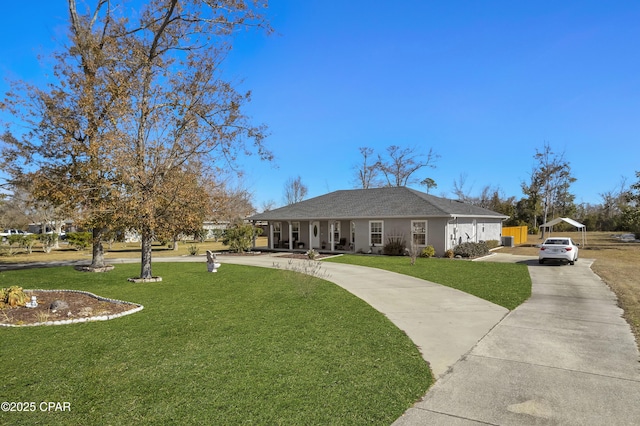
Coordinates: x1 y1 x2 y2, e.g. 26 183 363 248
273 222 281 245
351 221 356 245
411 220 427 246
332 221 340 242
370 221 383 246
291 222 300 241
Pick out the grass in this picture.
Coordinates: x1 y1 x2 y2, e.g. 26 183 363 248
500 231 640 351
0 263 431 425
0 237 267 264
323 255 532 310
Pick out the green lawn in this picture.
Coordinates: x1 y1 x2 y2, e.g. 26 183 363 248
324 255 531 310
0 263 431 425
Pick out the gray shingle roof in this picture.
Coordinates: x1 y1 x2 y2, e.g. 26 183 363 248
249 187 509 221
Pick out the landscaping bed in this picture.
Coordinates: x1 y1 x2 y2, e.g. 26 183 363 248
0 290 142 326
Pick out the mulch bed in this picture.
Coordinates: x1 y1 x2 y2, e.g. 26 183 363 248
278 253 332 260
215 251 265 256
0 290 141 326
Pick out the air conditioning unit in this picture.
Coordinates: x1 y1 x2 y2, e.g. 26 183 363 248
501 236 514 247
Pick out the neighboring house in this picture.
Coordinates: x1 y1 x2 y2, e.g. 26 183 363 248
248 187 509 256
27 220 75 235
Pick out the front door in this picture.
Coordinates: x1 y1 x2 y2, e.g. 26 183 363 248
311 221 320 249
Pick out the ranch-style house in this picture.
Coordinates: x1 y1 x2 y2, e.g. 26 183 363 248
248 187 509 256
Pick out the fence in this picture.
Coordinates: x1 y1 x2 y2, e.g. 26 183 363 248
502 226 528 245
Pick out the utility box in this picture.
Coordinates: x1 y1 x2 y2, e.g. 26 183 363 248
502 236 514 247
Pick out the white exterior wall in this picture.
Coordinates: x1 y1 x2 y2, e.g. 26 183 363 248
445 218 503 251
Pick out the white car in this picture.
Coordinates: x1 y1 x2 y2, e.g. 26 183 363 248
1 229 30 237
538 237 579 265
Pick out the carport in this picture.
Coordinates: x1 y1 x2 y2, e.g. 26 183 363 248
539 217 587 247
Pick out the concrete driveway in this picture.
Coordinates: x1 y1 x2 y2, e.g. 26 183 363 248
395 254 640 425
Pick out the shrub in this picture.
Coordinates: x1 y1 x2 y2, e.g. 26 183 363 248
405 244 419 265
419 245 436 258
485 240 500 249
453 241 489 258
222 224 263 253
0 286 29 308
40 233 58 253
444 249 455 258
187 244 200 256
193 229 207 243
6 234 38 254
66 232 92 251
383 236 406 256
211 228 225 242
306 248 319 260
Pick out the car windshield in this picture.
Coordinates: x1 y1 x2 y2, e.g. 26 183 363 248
545 239 569 245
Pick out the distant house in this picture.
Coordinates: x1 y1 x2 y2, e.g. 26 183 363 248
248 187 509 256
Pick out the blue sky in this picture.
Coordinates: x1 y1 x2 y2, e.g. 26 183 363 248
2 1 639 210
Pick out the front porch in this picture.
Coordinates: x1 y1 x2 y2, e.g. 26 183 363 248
257 220 355 253
250 246 354 255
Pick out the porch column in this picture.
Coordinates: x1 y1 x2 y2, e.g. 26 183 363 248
330 221 335 251
288 221 293 250
269 223 274 250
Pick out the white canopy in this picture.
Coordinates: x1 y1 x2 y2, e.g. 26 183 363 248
540 217 587 246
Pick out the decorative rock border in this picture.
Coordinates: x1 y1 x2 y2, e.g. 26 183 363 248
74 265 115 272
127 277 163 283
0 289 144 328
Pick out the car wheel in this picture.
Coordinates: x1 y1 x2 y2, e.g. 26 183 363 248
569 259 575 265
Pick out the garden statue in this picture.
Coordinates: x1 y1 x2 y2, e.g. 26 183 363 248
206 250 221 273
25 295 38 308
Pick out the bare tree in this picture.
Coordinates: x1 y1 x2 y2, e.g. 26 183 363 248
0 188 31 230
1 0 272 279
117 1 272 279
378 145 439 187
621 171 640 233
283 176 308 205
452 173 473 201
599 176 629 221
209 182 256 223
1 0 132 269
532 142 576 226
352 147 381 189
260 199 276 212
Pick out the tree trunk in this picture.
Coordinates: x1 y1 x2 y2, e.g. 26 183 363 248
90 228 105 268
172 235 179 251
140 226 154 279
